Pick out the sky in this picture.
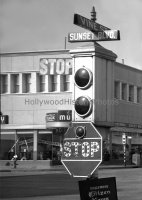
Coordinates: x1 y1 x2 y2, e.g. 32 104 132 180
0 0 142 70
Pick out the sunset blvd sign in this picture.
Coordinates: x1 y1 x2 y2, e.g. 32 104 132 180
61 122 102 177
68 30 120 42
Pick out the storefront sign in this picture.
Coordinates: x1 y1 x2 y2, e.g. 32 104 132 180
58 110 72 121
39 58 72 75
46 110 72 123
78 177 118 200
45 113 58 122
114 122 142 129
1 115 9 124
55 128 68 134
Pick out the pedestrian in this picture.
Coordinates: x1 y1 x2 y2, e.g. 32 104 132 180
103 149 110 165
13 155 18 168
129 148 135 165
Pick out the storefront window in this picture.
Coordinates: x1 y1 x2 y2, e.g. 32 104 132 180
52 134 61 161
37 133 60 161
17 134 33 160
38 134 52 160
0 132 15 160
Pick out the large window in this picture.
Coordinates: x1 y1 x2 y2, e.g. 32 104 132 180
0 74 8 94
0 133 15 160
137 87 141 103
114 81 120 99
39 75 45 92
63 75 70 91
51 75 57 92
38 134 52 160
61 75 70 91
129 85 134 102
22 73 31 93
18 134 33 160
121 83 127 100
11 74 19 93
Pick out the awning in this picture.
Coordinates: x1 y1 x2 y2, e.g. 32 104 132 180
112 136 142 145
1 124 46 130
46 122 70 128
110 126 142 134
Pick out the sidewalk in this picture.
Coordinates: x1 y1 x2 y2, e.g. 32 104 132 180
0 161 141 174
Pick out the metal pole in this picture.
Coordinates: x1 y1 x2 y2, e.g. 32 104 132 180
124 144 126 167
15 131 17 156
64 37 66 49
51 132 53 161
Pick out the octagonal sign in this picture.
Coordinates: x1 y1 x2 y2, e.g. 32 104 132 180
61 122 102 177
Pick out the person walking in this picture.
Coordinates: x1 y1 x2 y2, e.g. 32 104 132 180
103 149 110 165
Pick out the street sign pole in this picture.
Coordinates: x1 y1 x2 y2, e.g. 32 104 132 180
123 144 126 167
122 133 127 167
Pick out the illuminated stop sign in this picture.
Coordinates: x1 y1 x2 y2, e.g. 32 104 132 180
61 122 102 177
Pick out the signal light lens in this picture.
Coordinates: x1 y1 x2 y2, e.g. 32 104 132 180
75 96 92 118
75 126 86 138
74 67 92 89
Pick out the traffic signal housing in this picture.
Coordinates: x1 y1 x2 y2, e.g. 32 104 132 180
71 54 95 122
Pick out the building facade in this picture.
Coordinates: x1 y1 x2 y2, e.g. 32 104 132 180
0 43 142 163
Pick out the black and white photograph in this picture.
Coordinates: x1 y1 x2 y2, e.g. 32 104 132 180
0 0 142 200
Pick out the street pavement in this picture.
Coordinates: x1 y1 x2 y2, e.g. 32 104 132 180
0 168 142 200
0 163 142 200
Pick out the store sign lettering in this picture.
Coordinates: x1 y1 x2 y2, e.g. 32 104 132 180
1 115 8 124
39 58 72 75
114 122 142 129
45 113 58 122
46 110 72 123
58 110 72 122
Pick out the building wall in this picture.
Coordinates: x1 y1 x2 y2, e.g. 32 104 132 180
1 51 72 72
1 48 142 161
1 50 72 126
1 50 142 126
114 62 142 125
95 57 114 124
1 93 72 125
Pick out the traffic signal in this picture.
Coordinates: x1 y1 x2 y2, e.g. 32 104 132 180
72 55 95 122
75 126 86 139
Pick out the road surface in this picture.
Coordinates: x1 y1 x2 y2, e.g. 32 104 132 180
0 168 142 200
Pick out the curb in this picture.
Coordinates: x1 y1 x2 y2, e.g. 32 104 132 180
0 165 142 173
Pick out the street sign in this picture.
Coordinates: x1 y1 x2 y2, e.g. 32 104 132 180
74 14 111 32
79 177 118 200
61 122 102 177
68 30 120 42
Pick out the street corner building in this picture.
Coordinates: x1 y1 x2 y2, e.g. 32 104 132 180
0 43 142 167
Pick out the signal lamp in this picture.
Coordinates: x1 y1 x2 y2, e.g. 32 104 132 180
74 66 92 89
75 96 92 118
75 126 86 139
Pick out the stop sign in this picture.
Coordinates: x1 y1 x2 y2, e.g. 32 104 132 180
61 122 102 177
